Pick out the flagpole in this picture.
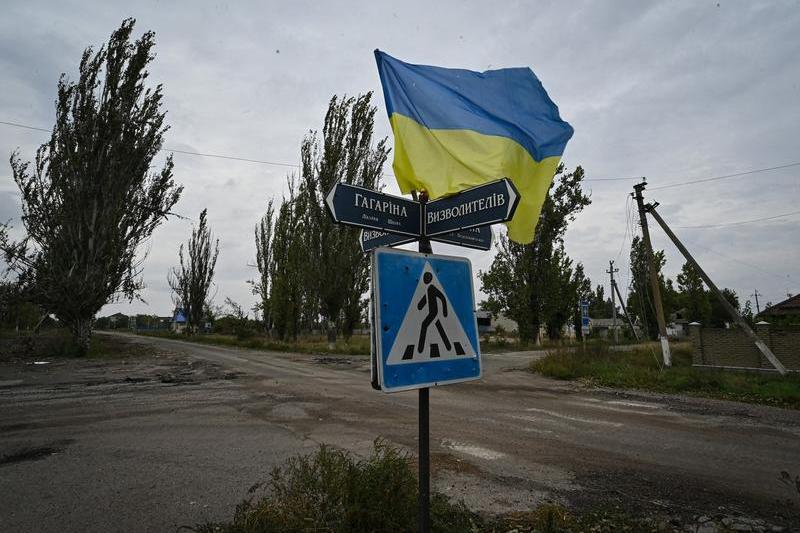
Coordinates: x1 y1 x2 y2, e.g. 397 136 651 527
417 191 432 533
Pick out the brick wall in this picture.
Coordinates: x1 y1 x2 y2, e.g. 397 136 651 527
689 322 800 371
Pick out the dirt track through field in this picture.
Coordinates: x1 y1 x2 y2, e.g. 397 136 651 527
1 332 799 532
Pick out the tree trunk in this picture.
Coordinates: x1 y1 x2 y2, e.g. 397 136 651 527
327 319 337 350
72 318 92 356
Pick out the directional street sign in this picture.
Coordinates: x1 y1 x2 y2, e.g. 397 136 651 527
360 229 416 252
424 178 519 237
360 226 493 253
372 247 481 392
431 226 492 251
326 182 421 236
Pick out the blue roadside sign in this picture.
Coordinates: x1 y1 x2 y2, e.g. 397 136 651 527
424 178 519 237
326 182 421 236
431 226 492 251
360 226 493 252
580 298 590 334
360 229 416 252
371 247 481 392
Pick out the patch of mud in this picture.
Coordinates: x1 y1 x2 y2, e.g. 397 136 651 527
435 470 551 514
313 356 354 366
270 403 311 420
0 439 73 466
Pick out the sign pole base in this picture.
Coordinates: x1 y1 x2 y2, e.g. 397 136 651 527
419 386 430 533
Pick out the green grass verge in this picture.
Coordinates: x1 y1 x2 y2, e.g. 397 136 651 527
531 343 800 409
136 330 372 356
187 441 645 533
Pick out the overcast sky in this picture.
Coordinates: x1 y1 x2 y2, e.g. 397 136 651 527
1 0 798 320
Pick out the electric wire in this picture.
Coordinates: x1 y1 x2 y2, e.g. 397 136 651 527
648 162 800 190
3 119 799 190
673 209 800 229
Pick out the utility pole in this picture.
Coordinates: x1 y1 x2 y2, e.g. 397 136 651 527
632 181 671 366
751 289 762 314
612 278 640 341
607 260 620 343
645 204 787 375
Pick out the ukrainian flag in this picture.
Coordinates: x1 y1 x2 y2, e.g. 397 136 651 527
375 50 574 244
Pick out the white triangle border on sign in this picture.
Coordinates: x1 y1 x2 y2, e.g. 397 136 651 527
386 261 476 365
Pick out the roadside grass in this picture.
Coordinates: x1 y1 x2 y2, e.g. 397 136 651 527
531 343 800 409
0 328 157 360
136 330 372 356
187 441 645 533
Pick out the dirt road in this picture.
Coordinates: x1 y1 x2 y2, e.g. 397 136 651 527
1 332 799 532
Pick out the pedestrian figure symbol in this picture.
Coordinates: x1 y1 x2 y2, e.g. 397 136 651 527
386 262 474 364
417 271 451 353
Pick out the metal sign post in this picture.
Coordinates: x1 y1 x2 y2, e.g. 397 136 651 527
417 194 432 533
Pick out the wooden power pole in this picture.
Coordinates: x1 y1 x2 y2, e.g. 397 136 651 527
607 260 620 343
632 182 671 366
645 204 787 375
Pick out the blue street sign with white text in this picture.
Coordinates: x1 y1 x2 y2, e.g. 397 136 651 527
431 225 492 251
372 248 481 392
326 182 421 236
360 225 493 252
360 229 417 252
424 178 519 237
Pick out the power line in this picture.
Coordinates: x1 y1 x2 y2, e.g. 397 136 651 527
585 175 642 182
1 118 401 177
674 209 800 229
1 119 303 169
680 238 793 284
0 120 50 132
649 162 800 190
4 118 800 188
166 148 299 167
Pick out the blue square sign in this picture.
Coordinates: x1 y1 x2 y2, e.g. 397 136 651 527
371 247 481 393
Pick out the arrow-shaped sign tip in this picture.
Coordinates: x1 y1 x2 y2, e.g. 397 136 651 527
504 178 519 219
325 183 338 221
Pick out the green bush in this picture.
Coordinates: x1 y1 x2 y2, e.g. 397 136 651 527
191 441 479 533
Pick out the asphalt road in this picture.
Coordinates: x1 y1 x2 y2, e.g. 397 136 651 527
1 332 799 532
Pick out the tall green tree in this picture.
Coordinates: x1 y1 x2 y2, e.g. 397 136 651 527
0 19 182 353
268 179 308 340
168 209 219 334
626 236 677 339
676 261 711 324
298 94 389 344
480 165 591 343
709 287 739 327
587 284 615 319
252 199 275 332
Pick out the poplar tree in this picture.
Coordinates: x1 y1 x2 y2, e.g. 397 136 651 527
252 199 275 332
0 19 182 353
480 166 591 343
298 94 389 344
168 209 219 334
268 180 308 340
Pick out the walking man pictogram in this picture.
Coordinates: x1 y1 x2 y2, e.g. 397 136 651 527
417 272 451 354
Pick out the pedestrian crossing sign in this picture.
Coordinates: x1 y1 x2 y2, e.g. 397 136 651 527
371 247 481 392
